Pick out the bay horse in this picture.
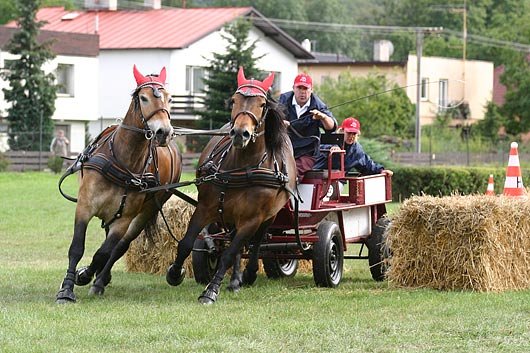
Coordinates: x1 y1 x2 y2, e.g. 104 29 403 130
165 67 297 304
55 65 182 303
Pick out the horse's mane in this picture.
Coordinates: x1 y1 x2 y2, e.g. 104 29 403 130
264 94 288 157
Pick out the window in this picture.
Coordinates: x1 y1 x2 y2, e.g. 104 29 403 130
185 66 206 94
2 59 16 75
56 64 74 96
438 79 448 111
420 77 429 100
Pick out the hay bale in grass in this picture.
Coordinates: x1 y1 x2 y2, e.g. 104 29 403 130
125 195 312 278
125 196 195 276
386 195 530 292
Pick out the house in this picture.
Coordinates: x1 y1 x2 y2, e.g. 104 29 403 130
6 1 312 152
299 50 493 125
0 26 99 153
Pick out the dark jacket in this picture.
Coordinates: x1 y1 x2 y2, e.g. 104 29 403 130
314 142 384 175
279 91 337 158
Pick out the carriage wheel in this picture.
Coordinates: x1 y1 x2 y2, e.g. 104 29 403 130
191 238 218 285
312 221 344 288
366 217 391 281
263 255 298 279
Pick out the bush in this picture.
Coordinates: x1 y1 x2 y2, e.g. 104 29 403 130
47 155 64 174
0 152 9 171
391 166 524 202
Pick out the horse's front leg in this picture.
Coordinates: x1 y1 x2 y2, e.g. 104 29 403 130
56 217 89 304
199 223 259 304
167 209 211 287
242 218 273 286
88 217 144 296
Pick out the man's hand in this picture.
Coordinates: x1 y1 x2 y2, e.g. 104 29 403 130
310 109 335 130
310 109 329 121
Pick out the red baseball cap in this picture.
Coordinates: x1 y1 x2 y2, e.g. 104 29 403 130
293 73 312 89
341 117 361 133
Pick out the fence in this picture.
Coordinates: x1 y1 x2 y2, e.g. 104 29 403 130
3 151 201 172
4 151 54 171
6 151 525 172
390 151 525 167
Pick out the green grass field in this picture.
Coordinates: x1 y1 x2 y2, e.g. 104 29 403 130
1 172 529 353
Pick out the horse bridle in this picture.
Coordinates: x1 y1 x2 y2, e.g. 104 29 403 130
121 83 171 140
230 92 269 143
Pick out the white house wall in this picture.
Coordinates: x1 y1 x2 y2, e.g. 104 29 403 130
99 49 172 118
1 52 98 153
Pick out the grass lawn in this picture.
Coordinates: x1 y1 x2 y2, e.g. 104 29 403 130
0 172 529 353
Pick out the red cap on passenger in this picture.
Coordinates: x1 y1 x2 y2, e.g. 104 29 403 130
341 117 361 133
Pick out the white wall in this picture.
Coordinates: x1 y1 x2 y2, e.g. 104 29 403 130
51 55 99 123
0 52 99 153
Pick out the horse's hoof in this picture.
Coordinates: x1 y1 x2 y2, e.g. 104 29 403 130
166 264 185 286
88 284 105 296
198 284 219 304
75 266 94 286
55 288 76 304
227 279 241 292
242 269 257 286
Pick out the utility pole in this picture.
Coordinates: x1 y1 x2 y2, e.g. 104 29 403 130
415 30 423 154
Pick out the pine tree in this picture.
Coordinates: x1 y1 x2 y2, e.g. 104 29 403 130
1 0 57 151
197 19 263 130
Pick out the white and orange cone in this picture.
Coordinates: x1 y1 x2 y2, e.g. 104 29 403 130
485 174 495 196
503 142 526 197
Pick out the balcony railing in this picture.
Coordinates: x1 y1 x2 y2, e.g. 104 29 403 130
170 95 204 115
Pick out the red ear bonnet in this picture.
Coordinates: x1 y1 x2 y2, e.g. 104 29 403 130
236 66 274 97
133 64 166 88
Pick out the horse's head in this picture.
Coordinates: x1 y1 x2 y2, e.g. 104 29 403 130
229 67 274 149
132 65 173 147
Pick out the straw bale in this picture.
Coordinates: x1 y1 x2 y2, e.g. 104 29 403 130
125 196 195 276
386 195 530 292
125 196 312 277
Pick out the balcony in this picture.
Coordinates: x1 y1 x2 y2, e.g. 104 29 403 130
170 95 204 118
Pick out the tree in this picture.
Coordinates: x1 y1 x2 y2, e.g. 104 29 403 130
501 59 530 136
474 101 505 146
1 0 57 151
197 18 263 130
317 72 415 139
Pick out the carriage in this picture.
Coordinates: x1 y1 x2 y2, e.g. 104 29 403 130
191 136 392 288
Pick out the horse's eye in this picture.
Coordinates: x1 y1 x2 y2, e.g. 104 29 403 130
261 103 266 108
140 96 148 102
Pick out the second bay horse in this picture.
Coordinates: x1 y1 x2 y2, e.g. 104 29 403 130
165 67 297 304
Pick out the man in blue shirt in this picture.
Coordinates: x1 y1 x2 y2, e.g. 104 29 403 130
279 73 337 179
314 117 393 177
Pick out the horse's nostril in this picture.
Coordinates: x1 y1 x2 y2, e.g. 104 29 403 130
242 131 251 140
229 129 236 137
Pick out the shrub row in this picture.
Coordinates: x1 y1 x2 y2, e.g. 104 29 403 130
391 166 529 202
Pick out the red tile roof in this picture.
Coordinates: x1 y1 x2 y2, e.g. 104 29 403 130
17 6 253 49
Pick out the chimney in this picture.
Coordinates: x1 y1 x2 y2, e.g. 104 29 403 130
144 0 162 9
301 38 311 52
84 0 117 11
373 40 394 62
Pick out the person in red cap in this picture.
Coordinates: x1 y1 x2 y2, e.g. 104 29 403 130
314 117 393 176
279 73 337 180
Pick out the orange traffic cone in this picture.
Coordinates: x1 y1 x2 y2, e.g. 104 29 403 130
503 142 526 197
485 174 495 195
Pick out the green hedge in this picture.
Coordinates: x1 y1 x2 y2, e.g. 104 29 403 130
391 166 529 202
